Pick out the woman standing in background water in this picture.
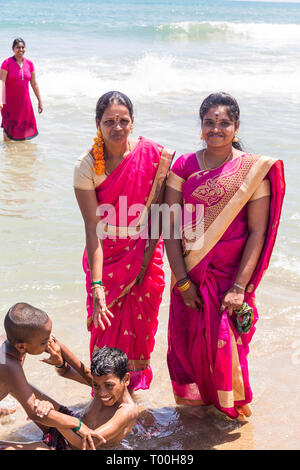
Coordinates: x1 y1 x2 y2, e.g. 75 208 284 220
165 92 285 419
0 38 43 141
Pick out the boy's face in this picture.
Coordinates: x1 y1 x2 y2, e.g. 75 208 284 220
92 372 130 406
22 319 52 355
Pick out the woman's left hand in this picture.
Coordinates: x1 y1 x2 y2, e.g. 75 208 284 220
38 102 43 113
220 285 245 316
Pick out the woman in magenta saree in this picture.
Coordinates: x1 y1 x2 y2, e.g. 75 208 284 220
74 91 174 391
165 93 285 419
0 38 43 141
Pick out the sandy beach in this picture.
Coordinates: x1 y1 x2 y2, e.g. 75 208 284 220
1 0 300 451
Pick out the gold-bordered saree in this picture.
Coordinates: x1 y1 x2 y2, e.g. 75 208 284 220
83 137 174 391
167 152 285 418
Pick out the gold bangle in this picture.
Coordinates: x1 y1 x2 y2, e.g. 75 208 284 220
91 284 105 290
177 276 189 287
177 280 192 292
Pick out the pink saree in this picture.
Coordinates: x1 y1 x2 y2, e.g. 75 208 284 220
167 152 285 418
83 137 174 390
1 57 38 140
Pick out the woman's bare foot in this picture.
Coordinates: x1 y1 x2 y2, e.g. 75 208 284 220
3 130 11 142
235 404 252 418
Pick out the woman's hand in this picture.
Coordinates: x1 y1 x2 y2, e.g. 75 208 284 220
220 285 245 316
92 287 114 330
179 282 202 311
38 101 43 113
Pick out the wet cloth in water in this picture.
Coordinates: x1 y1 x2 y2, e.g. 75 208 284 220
42 405 75 450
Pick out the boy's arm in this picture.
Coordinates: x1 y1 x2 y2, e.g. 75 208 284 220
56 364 91 385
47 338 93 387
59 404 138 450
9 364 79 428
7 364 103 449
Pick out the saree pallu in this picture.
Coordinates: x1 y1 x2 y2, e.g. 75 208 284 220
167 153 285 418
83 137 174 390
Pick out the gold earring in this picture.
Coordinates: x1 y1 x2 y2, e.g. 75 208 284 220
232 132 239 143
130 126 133 135
200 131 204 140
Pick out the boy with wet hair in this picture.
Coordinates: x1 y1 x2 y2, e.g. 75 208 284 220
1 342 138 450
0 303 103 450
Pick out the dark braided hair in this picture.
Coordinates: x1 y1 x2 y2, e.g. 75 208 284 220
199 92 243 151
96 91 133 122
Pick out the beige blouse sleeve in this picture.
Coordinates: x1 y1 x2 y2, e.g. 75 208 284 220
166 170 185 192
249 179 271 202
73 152 106 190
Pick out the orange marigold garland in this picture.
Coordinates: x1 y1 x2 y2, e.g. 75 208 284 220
93 129 105 175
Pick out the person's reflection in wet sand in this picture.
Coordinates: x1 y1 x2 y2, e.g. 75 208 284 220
0 141 40 219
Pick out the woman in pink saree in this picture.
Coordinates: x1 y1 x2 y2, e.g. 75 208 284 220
165 92 285 419
0 38 43 141
74 91 174 391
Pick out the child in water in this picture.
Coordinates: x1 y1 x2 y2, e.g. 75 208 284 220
0 303 105 449
0 303 137 450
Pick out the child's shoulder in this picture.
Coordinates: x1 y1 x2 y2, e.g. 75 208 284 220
118 400 138 420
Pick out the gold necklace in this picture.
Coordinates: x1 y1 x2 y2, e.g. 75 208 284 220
202 149 232 171
105 140 132 176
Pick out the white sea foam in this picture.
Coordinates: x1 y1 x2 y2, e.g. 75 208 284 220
37 50 300 103
269 249 300 281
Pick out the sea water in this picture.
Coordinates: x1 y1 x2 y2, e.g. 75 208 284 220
0 0 299 449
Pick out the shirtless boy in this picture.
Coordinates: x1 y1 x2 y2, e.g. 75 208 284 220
1 340 138 450
0 303 103 450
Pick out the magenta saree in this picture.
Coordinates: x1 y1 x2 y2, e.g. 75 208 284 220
167 153 285 418
1 57 38 140
83 137 174 390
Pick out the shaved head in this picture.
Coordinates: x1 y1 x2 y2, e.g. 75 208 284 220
4 303 49 344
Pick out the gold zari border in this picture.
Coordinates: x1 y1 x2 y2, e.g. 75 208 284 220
102 148 174 238
185 155 277 272
128 359 150 371
104 147 174 309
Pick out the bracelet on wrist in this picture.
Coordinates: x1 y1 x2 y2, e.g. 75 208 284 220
177 276 189 287
55 358 66 369
233 282 245 291
177 279 192 293
72 418 82 434
91 280 103 286
91 284 105 290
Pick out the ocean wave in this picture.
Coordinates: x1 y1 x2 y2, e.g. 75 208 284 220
36 52 300 102
153 21 300 45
